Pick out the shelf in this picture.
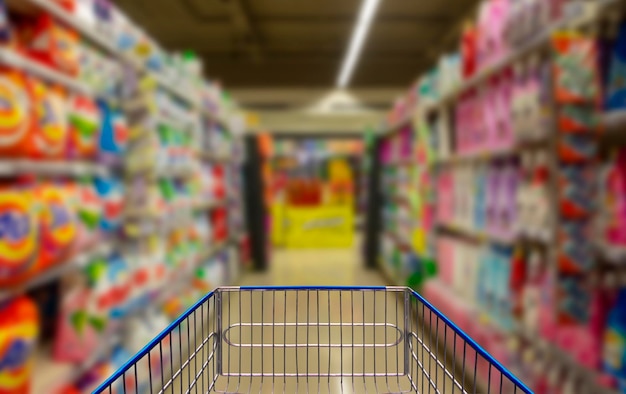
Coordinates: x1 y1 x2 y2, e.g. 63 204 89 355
0 241 114 302
383 158 416 167
435 146 520 165
383 230 413 251
602 110 626 134
0 160 110 177
380 112 415 136
596 241 626 264
123 199 226 220
150 72 200 110
202 152 234 163
437 222 516 246
0 48 94 96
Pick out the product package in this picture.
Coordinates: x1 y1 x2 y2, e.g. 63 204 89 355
606 22 626 110
0 186 38 286
0 296 39 394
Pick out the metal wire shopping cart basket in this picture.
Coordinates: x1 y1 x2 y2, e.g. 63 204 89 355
94 286 532 393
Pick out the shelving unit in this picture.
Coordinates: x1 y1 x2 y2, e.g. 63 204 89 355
0 1 248 393
367 0 626 393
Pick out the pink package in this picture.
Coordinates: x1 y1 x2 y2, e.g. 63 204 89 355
483 82 498 152
399 126 413 160
477 0 510 70
437 169 455 222
54 283 100 363
436 237 456 286
499 161 519 238
495 71 515 149
538 271 558 342
556 324 600 369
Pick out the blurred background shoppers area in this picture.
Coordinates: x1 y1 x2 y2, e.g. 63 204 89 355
0 0 624 393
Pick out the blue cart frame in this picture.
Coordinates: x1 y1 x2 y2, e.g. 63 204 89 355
94 286 532 393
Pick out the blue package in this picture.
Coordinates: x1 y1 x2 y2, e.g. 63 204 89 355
98 102 128 166
94 177 124 232
604 289 626 392
607 22 626 110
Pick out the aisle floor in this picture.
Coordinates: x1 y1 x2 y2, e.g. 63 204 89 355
238 245 386 288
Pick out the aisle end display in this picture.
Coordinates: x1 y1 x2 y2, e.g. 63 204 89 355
269 137 363 249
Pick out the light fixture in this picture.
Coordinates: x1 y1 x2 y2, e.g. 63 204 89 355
336 0 382 88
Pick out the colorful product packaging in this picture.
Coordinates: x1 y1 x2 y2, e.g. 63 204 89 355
98 103 128 165
603 289 626 392
552 32 602 105
18 14 80 76
557 134 597 163
558 105 599 134
0 296 39 394
93 177 123 233
35 184 77 270
67 95 101 159
0 187 38 286
0 68 36 157
53 277 100 363
70 180 103 252
606 22 626 110
27 78 69 159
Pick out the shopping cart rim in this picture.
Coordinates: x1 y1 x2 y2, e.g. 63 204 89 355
92 286 533 394
408 288 533 394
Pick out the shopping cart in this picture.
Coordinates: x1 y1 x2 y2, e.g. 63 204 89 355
94 286 532 393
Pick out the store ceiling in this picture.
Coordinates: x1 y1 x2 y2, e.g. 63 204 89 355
112 0 479 89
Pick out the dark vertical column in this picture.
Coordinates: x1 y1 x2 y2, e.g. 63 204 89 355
363 136 383 269
243 135 268 271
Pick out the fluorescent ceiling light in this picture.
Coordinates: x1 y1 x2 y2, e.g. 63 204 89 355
336 0 382 88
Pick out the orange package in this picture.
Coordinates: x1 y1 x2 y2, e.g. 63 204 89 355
0 296 39 394
34 183 77 270
0 68 37 157
0 186 39 286
17 14 80 76
26 77 69 159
